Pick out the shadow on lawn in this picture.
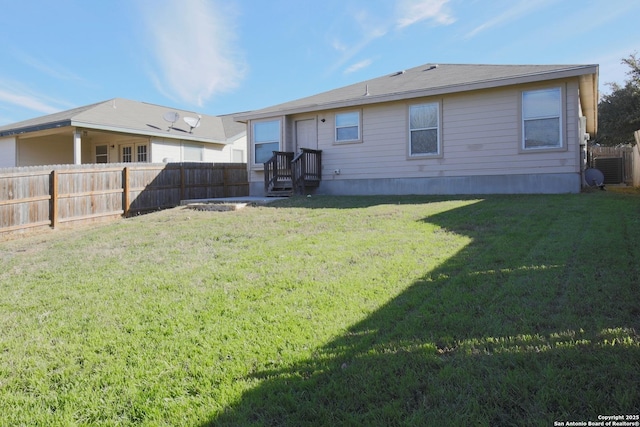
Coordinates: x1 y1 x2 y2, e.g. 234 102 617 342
265 194 482 210
205 196 640 426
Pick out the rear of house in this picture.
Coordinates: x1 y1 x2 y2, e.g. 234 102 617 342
235 63 598 196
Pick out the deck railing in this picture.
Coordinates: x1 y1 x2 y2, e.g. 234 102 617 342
292 148 322 194
264 149 322 196
264 151 294 195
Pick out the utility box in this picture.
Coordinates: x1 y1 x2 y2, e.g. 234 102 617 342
594 157 623 184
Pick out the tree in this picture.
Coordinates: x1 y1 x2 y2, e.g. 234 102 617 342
596 52 640 146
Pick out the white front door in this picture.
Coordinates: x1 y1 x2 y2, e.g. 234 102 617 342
295 118 317 151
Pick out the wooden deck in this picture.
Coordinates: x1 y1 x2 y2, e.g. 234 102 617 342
264 149 322 196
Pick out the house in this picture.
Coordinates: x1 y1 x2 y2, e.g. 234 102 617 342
234 63 598 196
0 98 247 168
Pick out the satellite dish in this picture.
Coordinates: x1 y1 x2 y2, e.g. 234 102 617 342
584 168 605 189
184 115 201 133
163 111 180 130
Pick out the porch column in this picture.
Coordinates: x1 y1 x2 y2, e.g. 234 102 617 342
73 131 82 165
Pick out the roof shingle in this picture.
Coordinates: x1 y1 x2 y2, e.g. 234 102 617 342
0 98 246 143
235 63 598 121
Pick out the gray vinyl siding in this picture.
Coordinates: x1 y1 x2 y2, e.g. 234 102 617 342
249 78 583 188
330 80 577 180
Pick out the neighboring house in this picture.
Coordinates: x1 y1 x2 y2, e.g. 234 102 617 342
234 63 598 196
0 98 246 168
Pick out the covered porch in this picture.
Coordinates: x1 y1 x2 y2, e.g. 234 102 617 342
13 127 150 166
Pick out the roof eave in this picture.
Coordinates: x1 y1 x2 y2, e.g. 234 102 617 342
0 120 72 137
578 71 598 136
225 131 247 143
235 65 599 121
70 121 231 145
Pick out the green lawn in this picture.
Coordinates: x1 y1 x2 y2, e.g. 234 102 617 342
1 193 638 426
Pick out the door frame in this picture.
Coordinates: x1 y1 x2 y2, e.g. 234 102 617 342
294 117 318 152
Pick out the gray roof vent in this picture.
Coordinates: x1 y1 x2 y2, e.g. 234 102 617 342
425 64 439 71
391 70 405 77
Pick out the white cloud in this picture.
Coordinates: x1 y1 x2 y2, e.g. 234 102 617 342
345 59 373 74
13 50 85 84
328 35 383 75
327 0 453 75
0 49 83 121
0 88 60 115
326 8 389 75
395 0 455 29
464 0 553 39
138 0 246 107
354 9 388 39
332 39 348 53
0 73 76 122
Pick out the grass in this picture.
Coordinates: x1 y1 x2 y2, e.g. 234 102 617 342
0 193 639 426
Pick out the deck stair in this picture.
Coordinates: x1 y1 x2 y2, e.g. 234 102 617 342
264 149 322 196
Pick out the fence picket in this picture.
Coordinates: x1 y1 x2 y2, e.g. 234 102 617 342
0 163 248 234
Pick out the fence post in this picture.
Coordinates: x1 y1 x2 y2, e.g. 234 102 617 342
123 167 130 217
180 164 186 201
50 170 58 229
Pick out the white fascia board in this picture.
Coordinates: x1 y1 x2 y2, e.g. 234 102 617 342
70 121 231 145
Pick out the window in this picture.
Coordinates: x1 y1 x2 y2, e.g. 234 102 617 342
253 120 280 164
121 143 148 162
137 145 148 162
232 149 244 162
335 111 360 142
122 146 132 162
522 88 562 150
183 143 203 161
409 103 439 156
95 145 108 163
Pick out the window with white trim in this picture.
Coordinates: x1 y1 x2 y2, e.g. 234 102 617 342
183 143 203 161
253 120 280 164
409 102 439 156
121 143 149 162
522 87 562 150
335 111 360 142
232 149 244 162
137 145 148 162
95 145 108 163
122 146 132 162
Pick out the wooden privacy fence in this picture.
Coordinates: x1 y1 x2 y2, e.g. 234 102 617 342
0 162 248 234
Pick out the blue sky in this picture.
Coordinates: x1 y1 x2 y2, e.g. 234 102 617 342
0 0 638 126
